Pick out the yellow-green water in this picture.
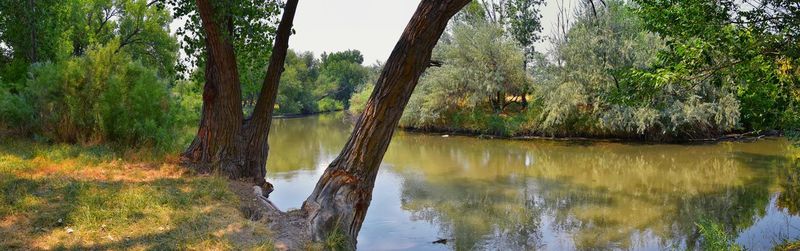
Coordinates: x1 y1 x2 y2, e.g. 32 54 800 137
266 112 800 250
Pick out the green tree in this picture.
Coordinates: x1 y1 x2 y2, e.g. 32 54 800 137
276 50 318 114
0 0 178 82
402 19 529 130
634 0 800 131
314 50 368 108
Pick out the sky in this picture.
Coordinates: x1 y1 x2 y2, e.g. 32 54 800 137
170 0 579 65
289 0 580 64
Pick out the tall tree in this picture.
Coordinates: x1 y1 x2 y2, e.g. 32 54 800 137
180 0 297 184
476 0 544 65
299 0 471 248
469 0 544 104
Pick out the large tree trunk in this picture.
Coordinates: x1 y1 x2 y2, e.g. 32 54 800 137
182 0 246 177
301 0 470 248
182 0 298 183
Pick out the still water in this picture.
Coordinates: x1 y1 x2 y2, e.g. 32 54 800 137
266 113 800 250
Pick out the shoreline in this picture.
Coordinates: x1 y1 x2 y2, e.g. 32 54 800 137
272 111 784 143
271 110 344 119
398 126 784 144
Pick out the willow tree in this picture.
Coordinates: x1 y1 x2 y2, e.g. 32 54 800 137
297 0 471 248
176 0 297 183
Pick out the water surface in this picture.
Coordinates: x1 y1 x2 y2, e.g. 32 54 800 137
266 113 800 250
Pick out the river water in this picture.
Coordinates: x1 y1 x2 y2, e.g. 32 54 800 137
265 112 800 250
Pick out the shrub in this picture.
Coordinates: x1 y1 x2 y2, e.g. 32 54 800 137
14 41 179 150
317 97 344 112
0 86 34 130
348 83 373 115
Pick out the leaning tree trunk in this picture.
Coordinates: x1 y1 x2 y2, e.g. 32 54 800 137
241 0 298 185
301 0 471 248
182 0 298 183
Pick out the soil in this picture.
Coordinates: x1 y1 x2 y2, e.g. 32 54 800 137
229 181 311 250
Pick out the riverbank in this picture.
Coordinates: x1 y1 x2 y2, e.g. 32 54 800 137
399 125 784 143
272 109 344 119
0 138 274 250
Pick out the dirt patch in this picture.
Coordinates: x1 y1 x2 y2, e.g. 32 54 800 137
229 181 312 250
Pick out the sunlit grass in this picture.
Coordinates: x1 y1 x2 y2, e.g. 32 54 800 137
0 137 273 250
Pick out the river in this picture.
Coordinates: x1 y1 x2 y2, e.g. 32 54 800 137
265 112 800 250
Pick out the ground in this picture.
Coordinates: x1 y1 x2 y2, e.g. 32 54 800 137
0 137 274 250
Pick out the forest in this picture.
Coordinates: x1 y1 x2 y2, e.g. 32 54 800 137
0 0 799 250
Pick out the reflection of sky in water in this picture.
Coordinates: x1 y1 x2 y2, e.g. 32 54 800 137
265 113 800 250
269 168 448 251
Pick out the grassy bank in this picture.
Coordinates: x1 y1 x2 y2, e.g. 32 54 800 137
0 137 273 250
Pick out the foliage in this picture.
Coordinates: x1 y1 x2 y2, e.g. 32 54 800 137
460 0 546 64
402 0 760 140
165 0 281 78
401 20 529 131
0 0 178 82
634 0 800 132
316 98 344 113
171 79 204 126
314 50 369 108
275 50 319 114
268 49 373 115
348 83 374 115
4 42 180 150
532 0 743 139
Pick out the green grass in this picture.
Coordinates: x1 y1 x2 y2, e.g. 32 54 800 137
0 137 273 250
774 240 800 251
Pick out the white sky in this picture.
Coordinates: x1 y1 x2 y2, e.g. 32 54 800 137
171 0 579 65
290 0 579 64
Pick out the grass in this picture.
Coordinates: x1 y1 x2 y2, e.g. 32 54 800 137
775 240 800 251
0 137 273 250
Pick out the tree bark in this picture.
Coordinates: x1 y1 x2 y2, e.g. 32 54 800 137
181 0 298 183
182 0 245 177
241 0 298 184
301 0 470 248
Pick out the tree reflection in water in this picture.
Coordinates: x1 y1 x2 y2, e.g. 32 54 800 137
266 113 800 250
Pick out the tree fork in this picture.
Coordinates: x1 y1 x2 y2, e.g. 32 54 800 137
182 0 298 183
301 0 471 248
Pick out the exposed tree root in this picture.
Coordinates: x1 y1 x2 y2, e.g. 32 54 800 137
229 181 310 250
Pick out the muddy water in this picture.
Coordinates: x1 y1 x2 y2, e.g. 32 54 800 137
266 112 800 250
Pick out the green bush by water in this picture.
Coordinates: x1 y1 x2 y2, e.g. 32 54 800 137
0 41 182 151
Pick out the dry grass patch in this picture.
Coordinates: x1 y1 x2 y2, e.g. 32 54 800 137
0 138 274 250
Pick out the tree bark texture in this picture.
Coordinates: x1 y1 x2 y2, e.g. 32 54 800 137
301 0 471 248
181 0 298 183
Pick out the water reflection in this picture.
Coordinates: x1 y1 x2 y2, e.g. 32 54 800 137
266 113 800 250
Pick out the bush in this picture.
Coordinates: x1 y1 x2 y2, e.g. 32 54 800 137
348 83 373 115
171 79 203 126
0 87 34 130
11 42 179 150
317 97 344 112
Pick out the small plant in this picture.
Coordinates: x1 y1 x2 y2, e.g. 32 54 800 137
324 222 349 251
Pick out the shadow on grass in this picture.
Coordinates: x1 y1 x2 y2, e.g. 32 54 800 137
0 139 272 250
